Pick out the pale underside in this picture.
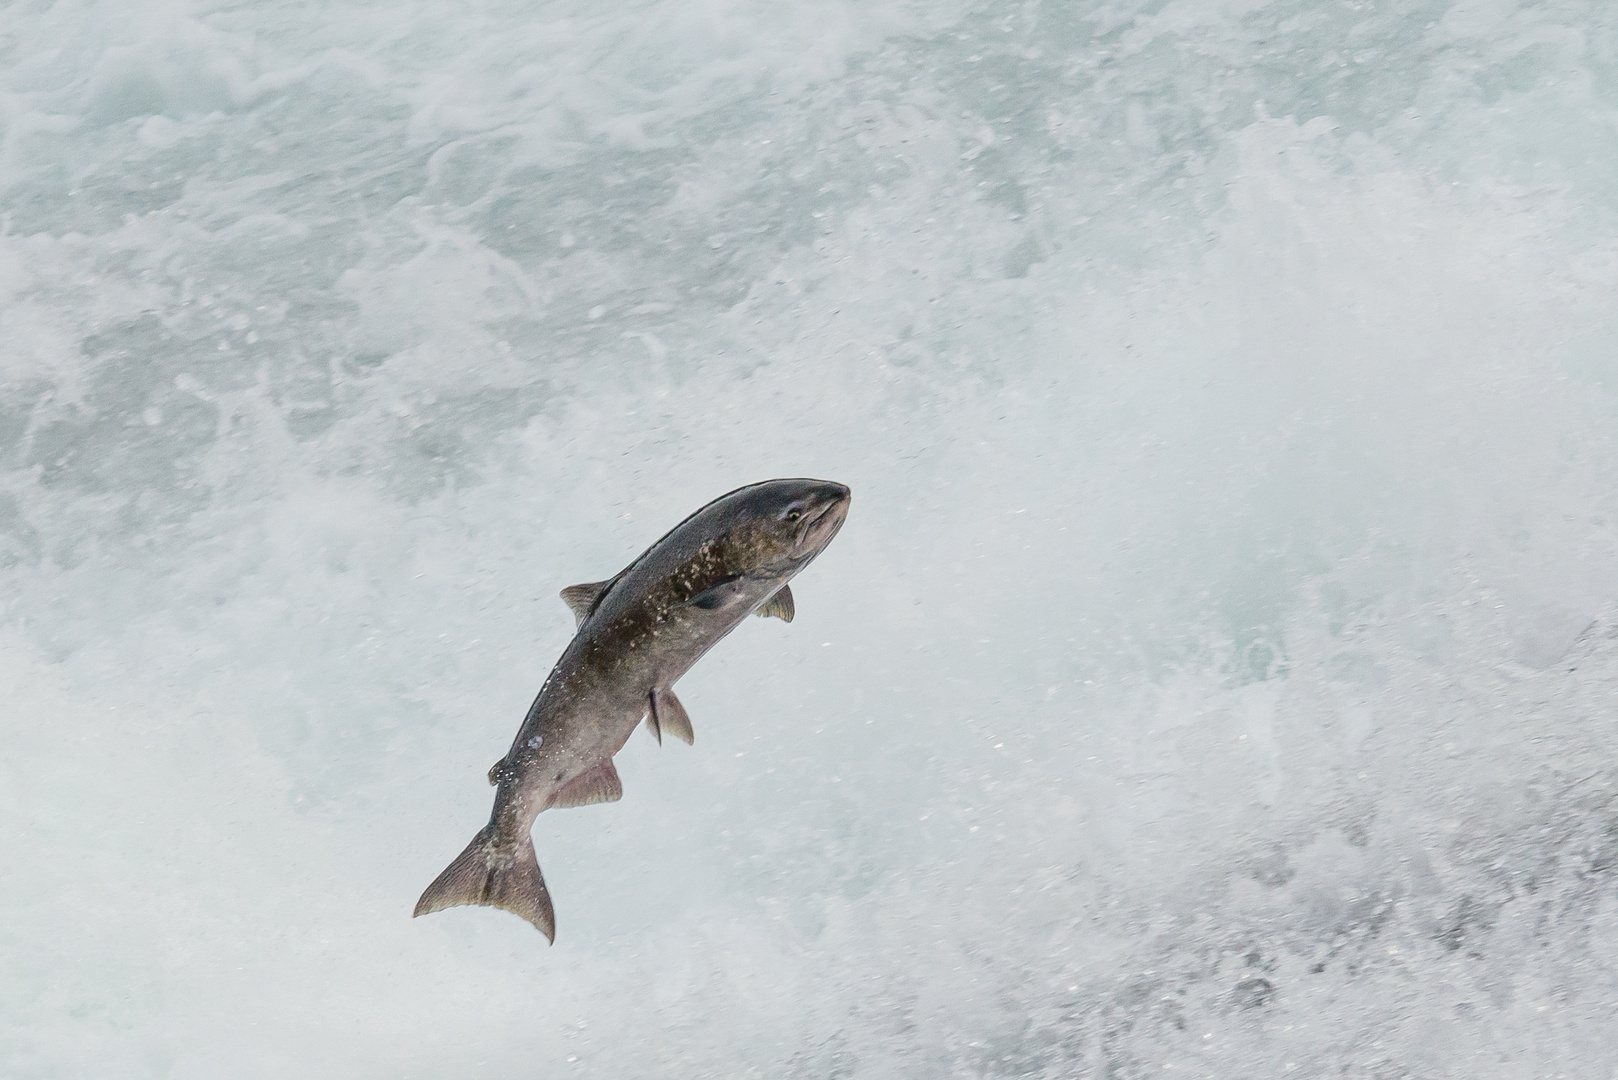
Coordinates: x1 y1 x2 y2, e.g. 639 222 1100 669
492 577 799 808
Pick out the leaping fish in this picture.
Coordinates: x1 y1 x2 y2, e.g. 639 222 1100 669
413 478 852 941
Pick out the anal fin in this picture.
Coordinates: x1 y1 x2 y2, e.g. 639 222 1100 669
549 760 623 809
651 686 694 745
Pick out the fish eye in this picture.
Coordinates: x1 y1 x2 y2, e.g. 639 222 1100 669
785 509 803 523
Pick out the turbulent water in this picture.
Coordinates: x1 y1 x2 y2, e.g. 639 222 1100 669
4 1 1618 1076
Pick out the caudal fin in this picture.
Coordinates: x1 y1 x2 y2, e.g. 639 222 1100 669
413 825 556 942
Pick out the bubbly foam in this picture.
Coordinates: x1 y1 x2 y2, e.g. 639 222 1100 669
3 2 1617 1076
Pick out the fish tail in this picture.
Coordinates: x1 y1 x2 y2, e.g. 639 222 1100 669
412 824 556 942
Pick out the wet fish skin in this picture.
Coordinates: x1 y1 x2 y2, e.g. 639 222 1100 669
414 478 851 941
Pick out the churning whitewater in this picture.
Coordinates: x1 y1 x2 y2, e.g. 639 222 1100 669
4 1 1618 1077
415 479 850 940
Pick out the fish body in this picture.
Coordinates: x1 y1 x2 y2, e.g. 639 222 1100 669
414 478 851 941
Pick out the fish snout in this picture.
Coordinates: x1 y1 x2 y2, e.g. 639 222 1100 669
798 483 850 554
820 484 850 528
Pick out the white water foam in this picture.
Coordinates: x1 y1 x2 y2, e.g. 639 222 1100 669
3 2 1617 1076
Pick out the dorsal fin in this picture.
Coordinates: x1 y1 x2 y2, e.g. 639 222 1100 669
755 584 794 622
549 760 623 809
560 575 618 626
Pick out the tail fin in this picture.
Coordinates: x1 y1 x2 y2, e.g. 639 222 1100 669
413 825 556 942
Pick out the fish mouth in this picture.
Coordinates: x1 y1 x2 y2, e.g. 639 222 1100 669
793 486 850 556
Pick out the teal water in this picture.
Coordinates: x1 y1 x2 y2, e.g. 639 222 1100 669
3 2 1618 1076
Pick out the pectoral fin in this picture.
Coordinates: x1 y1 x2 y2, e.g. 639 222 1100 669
754 584 794 622
561 575 620 626
549 760 623 809
650 686 694 745
681 575 747 612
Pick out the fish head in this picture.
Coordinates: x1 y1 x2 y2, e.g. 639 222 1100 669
723 478 851 576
